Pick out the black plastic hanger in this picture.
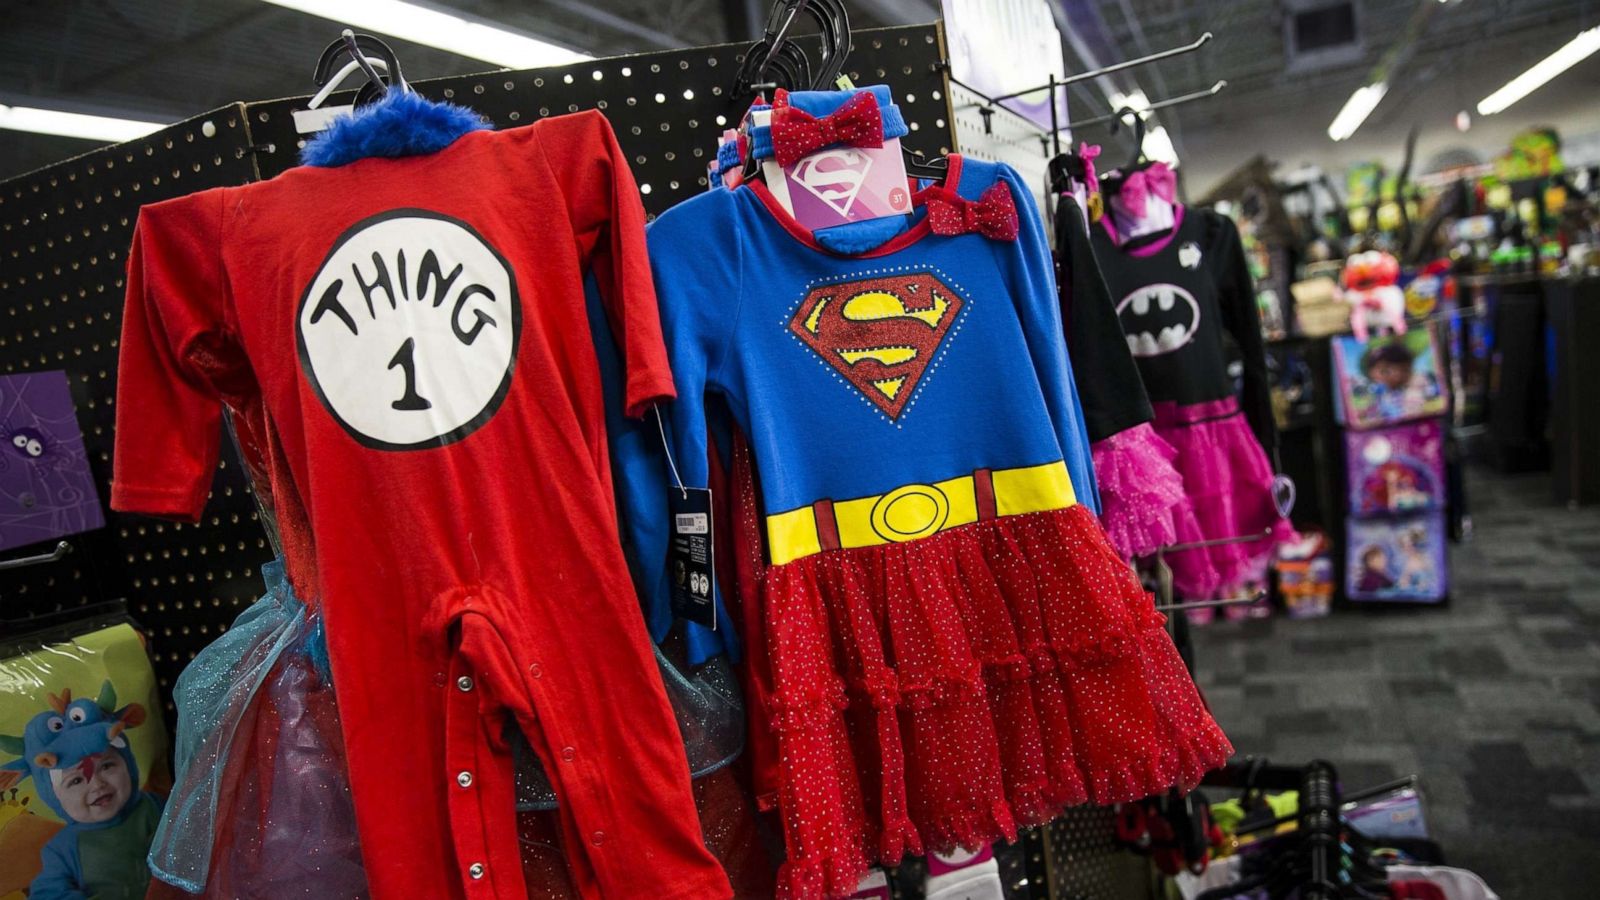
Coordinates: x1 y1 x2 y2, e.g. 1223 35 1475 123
731 0 854 98
313 30 407 108
902 145 949 182
1109 106 1147 174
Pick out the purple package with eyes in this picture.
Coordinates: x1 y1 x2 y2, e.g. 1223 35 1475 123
0 370 105 553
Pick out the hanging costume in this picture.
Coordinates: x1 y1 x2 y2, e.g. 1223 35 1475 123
112 93 731 900
646 116 1232 897
1090 173 1294 598
1050 191 1189 561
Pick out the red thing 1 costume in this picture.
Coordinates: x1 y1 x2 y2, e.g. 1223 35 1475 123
112 109 730 900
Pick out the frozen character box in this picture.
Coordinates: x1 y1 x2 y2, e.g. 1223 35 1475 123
1332 330 1449 429
1345 420 1445 517
1346 512 1448 603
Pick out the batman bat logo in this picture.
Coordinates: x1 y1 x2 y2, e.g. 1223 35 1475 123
1116 283 1200 358
789 271 964 419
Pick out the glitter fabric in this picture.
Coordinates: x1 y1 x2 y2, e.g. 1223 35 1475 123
924 183 1020 241
768 91 885 167
1090 423 1190 561
514 767 775 900
1152 397 1298 598
147 559 367 898
725 443 1231 899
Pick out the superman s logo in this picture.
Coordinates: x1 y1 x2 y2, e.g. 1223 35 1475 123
788 271 965 420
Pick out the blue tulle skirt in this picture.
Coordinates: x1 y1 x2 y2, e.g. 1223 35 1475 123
148 559 368 898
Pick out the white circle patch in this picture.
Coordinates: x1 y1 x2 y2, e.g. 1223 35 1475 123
297 210 520 450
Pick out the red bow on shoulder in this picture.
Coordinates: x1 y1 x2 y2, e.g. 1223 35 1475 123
769 91 884 167
925 182 1019 241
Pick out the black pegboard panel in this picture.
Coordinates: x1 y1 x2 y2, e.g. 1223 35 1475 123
1044 807 1151 900
243 24 955 218
0 107 277 706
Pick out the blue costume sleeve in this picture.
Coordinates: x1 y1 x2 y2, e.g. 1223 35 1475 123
650 193 744 663
30 831 88 900
587 275 738 665
996 164 1100 512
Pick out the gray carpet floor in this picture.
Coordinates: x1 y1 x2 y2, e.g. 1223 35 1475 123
1190 467 1600 899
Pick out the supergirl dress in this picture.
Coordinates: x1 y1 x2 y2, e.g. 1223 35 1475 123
648 154 1232 899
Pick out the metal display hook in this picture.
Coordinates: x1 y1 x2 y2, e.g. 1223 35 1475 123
976 31 1214 107
0 540 72 573
1064 80 1227 130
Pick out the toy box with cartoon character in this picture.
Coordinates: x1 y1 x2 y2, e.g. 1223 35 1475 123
1274 530 1336 619
0 620 168 900
1345 420 1446 517
1332 330 1449 429
1345 513 1448 603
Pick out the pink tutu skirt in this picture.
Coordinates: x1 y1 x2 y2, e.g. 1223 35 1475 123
1151 398 1296 599
1092 422 1188 561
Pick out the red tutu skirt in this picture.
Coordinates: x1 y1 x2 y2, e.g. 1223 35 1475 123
1152 398 1297 599
750 498 1233 899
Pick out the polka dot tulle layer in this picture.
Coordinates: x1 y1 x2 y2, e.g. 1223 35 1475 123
758 503 1233 900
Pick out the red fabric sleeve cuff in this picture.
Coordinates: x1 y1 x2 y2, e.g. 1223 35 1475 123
624 378 676 420
109 481 208 523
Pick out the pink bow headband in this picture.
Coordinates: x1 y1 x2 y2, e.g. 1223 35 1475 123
1119 162 1176 211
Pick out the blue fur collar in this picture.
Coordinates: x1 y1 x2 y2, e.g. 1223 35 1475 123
300 89 490 168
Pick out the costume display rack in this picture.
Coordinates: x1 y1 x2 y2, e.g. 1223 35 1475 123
0 19 953 693
0 10 1265 897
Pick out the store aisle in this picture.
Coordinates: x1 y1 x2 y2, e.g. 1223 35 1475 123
1191 467 1600 899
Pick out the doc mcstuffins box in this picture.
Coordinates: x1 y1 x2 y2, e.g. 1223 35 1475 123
1331 330 1449 429
1346 512 1448 603
1345 420 1446 517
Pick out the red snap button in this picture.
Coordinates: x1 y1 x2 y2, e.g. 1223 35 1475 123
560 746 575 762
528 661 542 678
590 830 605 846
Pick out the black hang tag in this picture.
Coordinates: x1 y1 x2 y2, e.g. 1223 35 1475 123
668 487 717 630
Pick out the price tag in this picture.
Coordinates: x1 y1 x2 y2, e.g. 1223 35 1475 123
668 487 716 629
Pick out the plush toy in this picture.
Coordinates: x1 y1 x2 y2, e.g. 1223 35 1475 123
1341 250 1407 341
0 681 162 900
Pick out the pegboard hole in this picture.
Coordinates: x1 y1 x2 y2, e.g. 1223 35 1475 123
591 70 603 81
682 89 695 100
654 93 666 103
640 184 653 195
621 67 632 77
715 115 727 126
563 73 574 84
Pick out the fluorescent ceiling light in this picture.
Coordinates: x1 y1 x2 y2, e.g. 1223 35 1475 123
1477 26 1600 115
261 0 591 68
0 104 163 141
1327 81 1387 141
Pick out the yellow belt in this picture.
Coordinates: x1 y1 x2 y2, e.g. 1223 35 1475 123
766 460 1076 566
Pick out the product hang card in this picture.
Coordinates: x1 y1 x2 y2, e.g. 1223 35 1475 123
668 487 716 629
